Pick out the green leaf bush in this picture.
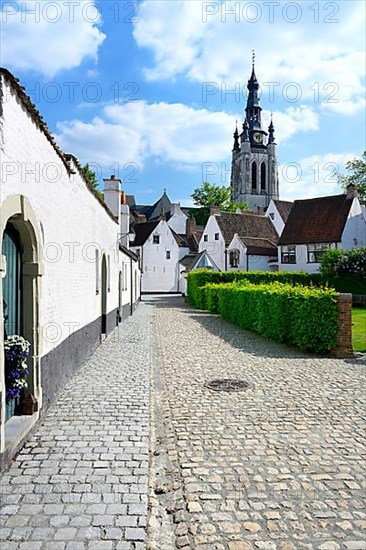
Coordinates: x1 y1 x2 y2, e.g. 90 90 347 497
199 281 339 353
187 268 365 307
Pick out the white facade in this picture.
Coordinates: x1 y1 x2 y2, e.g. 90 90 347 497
341 197 366 249
278 197 366 273
227 235 272 272
133 221 180 293
199 215 227 271
265 200 286 236
167 204 188 235
0 71 141 463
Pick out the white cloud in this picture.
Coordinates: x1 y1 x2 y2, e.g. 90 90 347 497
279 152 357 201
55 101 318 171
1 1 106 77
133 0 365 115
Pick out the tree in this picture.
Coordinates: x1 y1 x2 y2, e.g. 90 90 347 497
336 151 366 205
81 163 103 201
191 182 248 225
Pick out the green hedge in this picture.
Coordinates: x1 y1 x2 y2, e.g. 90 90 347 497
187 270 322 308
203 282 339 352
187 269 364 307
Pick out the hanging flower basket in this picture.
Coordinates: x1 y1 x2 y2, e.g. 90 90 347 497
4 336 31 419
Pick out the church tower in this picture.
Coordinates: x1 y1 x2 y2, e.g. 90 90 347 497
231 55 279 211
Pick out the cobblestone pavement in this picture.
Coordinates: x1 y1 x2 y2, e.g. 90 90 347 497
0 303 152 550
149 296 366 550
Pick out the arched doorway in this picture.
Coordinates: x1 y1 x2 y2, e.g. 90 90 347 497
101 254 107 334
1 208 41 425
2 225 22 339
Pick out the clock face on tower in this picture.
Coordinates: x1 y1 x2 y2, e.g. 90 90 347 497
253 132 262 143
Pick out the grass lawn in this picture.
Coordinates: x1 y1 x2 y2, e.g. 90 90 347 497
352 308 366 353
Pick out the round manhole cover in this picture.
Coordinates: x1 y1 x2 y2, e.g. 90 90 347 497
205 379 249 392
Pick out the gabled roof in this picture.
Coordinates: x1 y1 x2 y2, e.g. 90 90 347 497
179 250 220 271
170 231 199 253
278 194 354 245
235 236 277 256
273 200 293 223
131 221 160 247
131 191 173 222
215 211 278 246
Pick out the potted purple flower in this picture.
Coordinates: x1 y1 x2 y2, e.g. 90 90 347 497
4 335 30 421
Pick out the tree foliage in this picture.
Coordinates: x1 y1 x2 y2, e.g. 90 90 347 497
337 151 366 205
190 181 248 225
81 163 103 201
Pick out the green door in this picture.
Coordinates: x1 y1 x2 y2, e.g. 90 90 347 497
2 225 22 338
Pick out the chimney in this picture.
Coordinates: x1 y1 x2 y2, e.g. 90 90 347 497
346 184 358 199
210 204 221 216
103 175 121 225
120 191 130 247
171 203 181 216
186 217 197 237
135 213 147 224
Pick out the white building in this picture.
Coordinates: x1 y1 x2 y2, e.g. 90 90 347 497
199 208 279 272
277 188 366 273
0 69 141 467
131 220 181 293
265 199 293 237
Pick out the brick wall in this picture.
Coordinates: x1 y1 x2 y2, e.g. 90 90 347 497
333 293 353 357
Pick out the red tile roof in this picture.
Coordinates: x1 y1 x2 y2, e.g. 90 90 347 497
215 211 278 246
273 200 293 223
278 194 353 245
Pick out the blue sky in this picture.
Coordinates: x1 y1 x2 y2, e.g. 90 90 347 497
1 0 365 205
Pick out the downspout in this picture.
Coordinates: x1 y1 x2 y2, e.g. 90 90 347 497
246 253 249 272
224 247 227 271
130 255 133 316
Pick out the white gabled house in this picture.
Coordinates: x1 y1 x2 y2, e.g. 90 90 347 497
265 199 293 236
199 207 279 272
131 220 180 293
227 234 278 271
277 187 366 273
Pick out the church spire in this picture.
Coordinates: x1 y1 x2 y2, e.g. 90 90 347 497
232 120 240 152
241 118 249 142
268 113 276 144
245 50 262 131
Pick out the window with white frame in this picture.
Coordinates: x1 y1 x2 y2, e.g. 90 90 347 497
229 249 240 268
307 243 332 263
281 245 296 264
214 233 219 240
166 251 171 259
203 235 208 242
153 235 160 244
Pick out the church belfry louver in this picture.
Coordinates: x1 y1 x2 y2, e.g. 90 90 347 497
230 55 279 211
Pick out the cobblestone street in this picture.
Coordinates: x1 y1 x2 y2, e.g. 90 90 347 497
149 296 366 550
1 297 365 550
0 304 152 550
